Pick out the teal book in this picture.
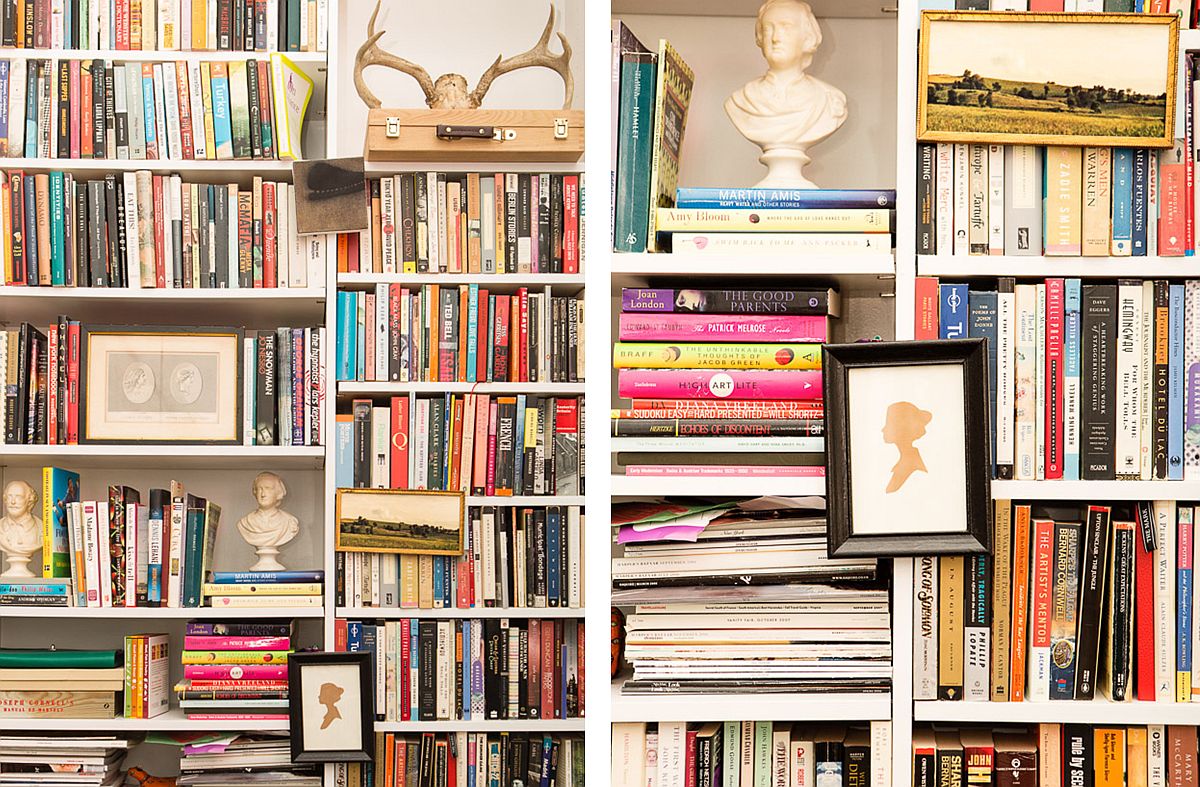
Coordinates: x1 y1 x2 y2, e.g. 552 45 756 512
181 494 208 608
210 63 234 160
141 65 157 157
0 648 120 668
49 172 64 285
613 39 657 253
40 466 79 578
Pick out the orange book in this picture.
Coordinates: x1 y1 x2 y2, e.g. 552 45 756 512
336 233 348 273
80 63 93 159
383 733 395 787
457 285 468 381
467 172 481 273
1009 503 1032 702
449 397 464 491
1094 729 1125 787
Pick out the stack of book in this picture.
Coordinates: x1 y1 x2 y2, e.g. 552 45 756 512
176 732 321 787
917 277 1199 481
335 617 583 722
336 172 582 275
912 725 1197 787
203 570 324 609
0 646 123 719
0 0 330 51
946 0 1190 17
0 54 310 162
919 500 1200 704
357 732 583 787
336 395 582 496
0 734 136 786
122 633 169 719
177 619 295 721
0 172 327 289
613 721 891 787
337 505 584 610
1 322 324 447
612 498 887 695
612 286 836 478
335 285 582 384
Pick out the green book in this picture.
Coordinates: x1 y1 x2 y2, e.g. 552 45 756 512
181 494 208 608
49 172 64 286
613 28 657 254
0 649 121 668
41 466 79 578
753 722 773 787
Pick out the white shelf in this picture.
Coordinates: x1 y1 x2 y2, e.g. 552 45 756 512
0 286 325 300
611 0 891 18
992 479 1200 500
0 286 326 324
611 679 890 722
337 382 585 396
0 444 325 469
917 255 1200 279
914 699 1200 725
364 161 582 175
0 48 327 63
338 273 585 290
466 495 585 506
611 474 825 497
375 719 584 732
0 709 288 731
0 605 325 618
336 606 583 619
611 252 896 294
0 157 296 174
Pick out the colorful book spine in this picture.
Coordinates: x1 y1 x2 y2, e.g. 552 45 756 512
616 369 823 400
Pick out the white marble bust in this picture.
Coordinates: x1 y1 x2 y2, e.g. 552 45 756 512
725 0 848 188
236 471 300 571
0 480 41 579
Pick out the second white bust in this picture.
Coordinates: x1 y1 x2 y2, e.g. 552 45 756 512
237 471 300 572
725 0 848 189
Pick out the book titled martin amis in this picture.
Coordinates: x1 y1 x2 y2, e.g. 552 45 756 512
676 187 896 209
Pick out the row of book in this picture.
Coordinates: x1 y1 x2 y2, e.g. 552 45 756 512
916 143 1190 257
937 0 1192 15
0 171 327 289
179 733 321 787
335 395 583 497
176 618 296 720
916 500 1200 703
612 498 887 695
0 735 137 786
333 617 584 723
338 733 582 787
339 173 583 276
614 286 835 477
0 642 160 719
336 506 585 611
334 286 583 384
0 0 330 51
0 54 309 161
1 322 324 446
912 725 1198 787
613 722 892 787
917 277 1199 481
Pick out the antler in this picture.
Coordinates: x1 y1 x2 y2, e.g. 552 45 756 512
469 3 574 110
353 0 437 109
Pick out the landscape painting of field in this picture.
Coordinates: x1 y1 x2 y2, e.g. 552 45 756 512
918 13 1177 147
336 488 464 555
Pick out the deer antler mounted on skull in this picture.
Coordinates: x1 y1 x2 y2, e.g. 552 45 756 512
353 1 574 111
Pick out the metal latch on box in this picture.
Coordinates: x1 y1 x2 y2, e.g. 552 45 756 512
382 117 569 141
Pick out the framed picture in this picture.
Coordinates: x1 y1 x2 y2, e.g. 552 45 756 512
335 488 465 555
824 340 991 558
288 651 374 763
79 325 243 444
917 11 1178 147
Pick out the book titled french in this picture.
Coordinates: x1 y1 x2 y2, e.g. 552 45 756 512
618 313 828 343
617 369 822 400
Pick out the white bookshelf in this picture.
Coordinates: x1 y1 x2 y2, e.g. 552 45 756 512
337 607 583 620
375 719 586 733
992 479 1200 500
0 605 325 618
338 272 586 290
610 474 825 497
917 255 1200 278
8 709 290 732
610 678 892 723
0 444 326 469
337 381 586 396
914 699 1200 726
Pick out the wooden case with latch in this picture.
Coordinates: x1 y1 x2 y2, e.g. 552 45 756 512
364 109 584 163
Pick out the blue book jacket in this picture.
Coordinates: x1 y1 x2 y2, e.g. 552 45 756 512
1063 280 1082 480
1112 149 1133 254
674 187 896 210
939 283 969 339
1131 149 1148 257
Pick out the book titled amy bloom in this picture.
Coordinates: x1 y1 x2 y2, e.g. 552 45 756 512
617 369 822 400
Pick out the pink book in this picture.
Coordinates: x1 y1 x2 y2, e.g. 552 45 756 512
619 313 827 343
473 394 490 493
183 664 289 680
1159 149 1186 256
364 292 376 381
68 61 81 159
485 402 498 496
185 713 288 720
183 636 292 651
617 369 823 400
625 465 826 477
529 175 539 272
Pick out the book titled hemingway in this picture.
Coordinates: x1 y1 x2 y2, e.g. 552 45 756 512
655 207 890 233
619 313 828 343
622 288 840 317
612 342 821 370
617 369 822 400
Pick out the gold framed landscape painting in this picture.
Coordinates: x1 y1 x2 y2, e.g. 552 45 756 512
334 488 465 556
917 12 1178 147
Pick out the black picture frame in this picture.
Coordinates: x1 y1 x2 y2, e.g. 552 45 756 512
288 651 375 764
824 339 991 558
79 324 244 445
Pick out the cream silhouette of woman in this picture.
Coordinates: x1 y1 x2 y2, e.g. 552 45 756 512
882 401 932 493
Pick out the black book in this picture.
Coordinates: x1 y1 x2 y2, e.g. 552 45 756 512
1074 504 1112 700
102 175 120 284
213 184 229 288
1 0 13 47
86 180 106 288
1106 518 1135 701
551 174 564 273
498 508 513 606
91 60 106 158
496 398 516 493
845 730 871 787
255 332 277 446
935 733 964 787
527 294 539 384
198 186 211 287
400 173 416 268
568 299 579 383
914 732 937 787
31 327 46 444
417 620 436 721
230 0 242 49
1152 280 1170 478
498 621 510 719
558 506 569 607
351 398 371 488
56 60 69 159
434 740 448 787
917 143 935 253
537 175 550 273
1081 284 1117 479
533 508 547 604
101 63 114 158
244 0 256 51
418 733 434 787
415 173 429 273
527 737 543 786
72 181 86 285
9 324 29 444
517 622 529 717
333 552 345 607
504 175 518 273
522 509 535 608
1063 725 1094 787
246 60 262 159
484 618 501 718
428 397 445 491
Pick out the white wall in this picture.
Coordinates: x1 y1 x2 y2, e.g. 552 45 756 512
333 0 586 157
617 14 898 190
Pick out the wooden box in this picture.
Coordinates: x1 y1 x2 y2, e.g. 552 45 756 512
364 109 584 163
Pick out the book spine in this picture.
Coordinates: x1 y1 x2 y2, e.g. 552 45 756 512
964 553 990 701
1045 278 1065 479
1049 521 1081 699
938 556 964 700
1028 518 1054 701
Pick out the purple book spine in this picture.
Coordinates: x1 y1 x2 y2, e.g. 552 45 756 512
1185 281 1200 476
617 369 823 400
618 313 828 343
621 288 675 312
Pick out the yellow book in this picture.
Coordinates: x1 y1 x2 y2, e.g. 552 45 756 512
938 556 965 700
655 207 890 233
645 39 695 253
612 342 822 370
1126 728 1148 787
181 650 291 665
1044 146 1083 256
200 63 216 161
270 53 313 161
417 555 434 608
400 554 419 607
1094 729 1126 787
192 0 207 50
1081 147 1112 256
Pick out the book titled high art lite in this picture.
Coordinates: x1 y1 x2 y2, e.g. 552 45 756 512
617 369 822 400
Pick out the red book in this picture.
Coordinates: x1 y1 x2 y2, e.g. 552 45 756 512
389 395 409 490
1044 278 1064 479
364 293 375 381
1028 0 1064 8
115 0 130 49
473 394 489 494
46 323 58 445
1029 518 1055 699
1159 150 1186 256
75 62 88 159
66 321 79 444
563 174 579 273
151 175 166 287
915 276 940 339
262 182 276 287
476 289 489 382
399 619 411 721
333 618 347 652
492 296 510 381
347 231 359 274
528 619 541 717
1135 517 1156 701
518 288 529 381
485 402 498 496
541 618 554 720
336 232 348 273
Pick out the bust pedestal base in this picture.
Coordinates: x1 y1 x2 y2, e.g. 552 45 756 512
1 554 35 579
755 146 818 189
250 546 286 573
